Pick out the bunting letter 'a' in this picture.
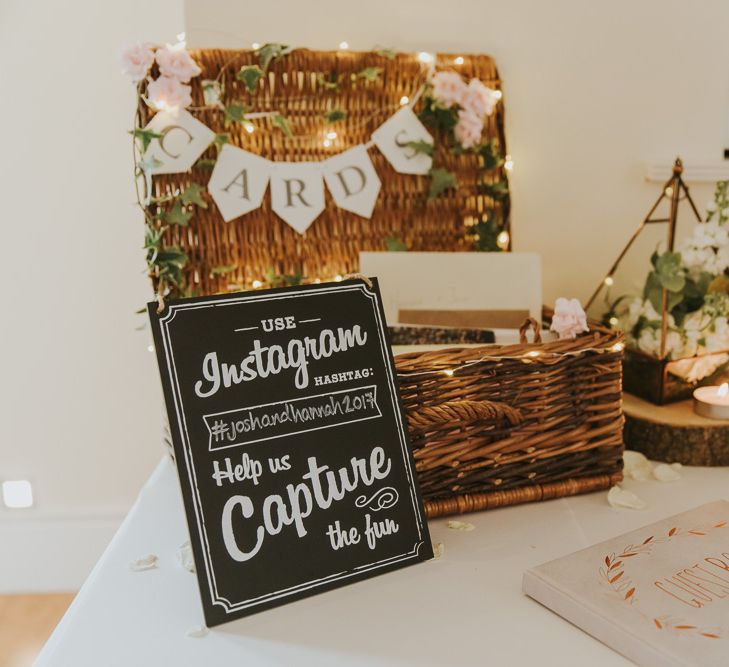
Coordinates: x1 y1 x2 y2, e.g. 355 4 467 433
208 145 271 222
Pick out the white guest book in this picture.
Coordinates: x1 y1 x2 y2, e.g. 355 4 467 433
524 501 729 667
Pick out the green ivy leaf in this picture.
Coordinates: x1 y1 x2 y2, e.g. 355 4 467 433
257 43 292 71
323 109 347 124
179 183 208 209
164 200 194 226
272 113 293 138
195 158 216 171
419 97 457 135
405 140 434 157
237 65 264 93
210 264 237 276
130 128 162 153
283 272 303 286
384 236 408 251
201 79 223 106
316 72 340 92
356 66 382 82
428 168 457 200
477 141 503 171
478 181 510 200
224 103 250 128
374 47 397 60
213 133 229 151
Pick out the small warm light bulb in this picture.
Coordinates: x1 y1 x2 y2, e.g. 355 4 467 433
443 369 454 377
719 382 729 397
454 56 464 65
176 32 186 44
493 90 503 100
323 139 332 148
147 344 155 353
334 274 343 282
604 276 614 287
526 350 541 358
496 230 510 249
339 41 349 50
326 131 337 140
243 121 255 134
417 51 435 64
665 186 674 197
399 95 409 106
504 155 514 172
251 42 261 50
252 279 263 289
313 278 322 284
611 342 625 353
609 316 619 327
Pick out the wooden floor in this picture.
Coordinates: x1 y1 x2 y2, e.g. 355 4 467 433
0 593 75 667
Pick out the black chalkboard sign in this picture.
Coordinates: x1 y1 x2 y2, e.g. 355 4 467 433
149 278 432 626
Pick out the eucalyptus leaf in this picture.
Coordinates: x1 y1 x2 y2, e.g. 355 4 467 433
374 47 397 60
210 264 237 276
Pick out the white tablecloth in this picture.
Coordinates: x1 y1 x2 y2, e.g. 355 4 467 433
36 457 729 667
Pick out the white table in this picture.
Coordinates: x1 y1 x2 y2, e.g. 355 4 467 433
36 457 729 667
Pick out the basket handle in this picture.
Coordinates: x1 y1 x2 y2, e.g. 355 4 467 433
407 399 523 431
519 317 542 344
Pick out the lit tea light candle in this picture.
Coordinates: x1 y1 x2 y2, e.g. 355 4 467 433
693 382 729 420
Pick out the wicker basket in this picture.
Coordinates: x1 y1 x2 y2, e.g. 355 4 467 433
139 48 510 294
395 318 625 518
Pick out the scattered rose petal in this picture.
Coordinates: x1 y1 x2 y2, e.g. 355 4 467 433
186 625 208 638
607 485 647 510
447 520 475 532
432 542 444 560
623 450 653 481
129 554 158 571
653 463 681 482
177 541 195 573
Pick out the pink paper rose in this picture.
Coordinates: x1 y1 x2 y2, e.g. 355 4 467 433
550 298 589 340
430 70 467 109
119 42 155 82
454 109 483 149
460 79 499 118
146 76 192 112
155 44 202 83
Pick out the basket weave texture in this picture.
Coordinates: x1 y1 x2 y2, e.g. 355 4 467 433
395 319 625 518
139 48 509 293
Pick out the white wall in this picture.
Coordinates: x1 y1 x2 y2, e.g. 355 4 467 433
3 0 729 589
187 0 729 302
0 0 184 589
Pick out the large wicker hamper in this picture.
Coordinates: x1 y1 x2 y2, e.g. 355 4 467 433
395 318 625 518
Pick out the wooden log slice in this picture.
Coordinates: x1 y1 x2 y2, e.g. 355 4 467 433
623 392 729 466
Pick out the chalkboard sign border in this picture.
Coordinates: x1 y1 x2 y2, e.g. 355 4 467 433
149 278 432 622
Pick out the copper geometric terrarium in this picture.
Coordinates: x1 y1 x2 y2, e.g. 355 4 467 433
586 158 729 404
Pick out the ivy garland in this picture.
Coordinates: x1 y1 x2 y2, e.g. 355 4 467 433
128 43 511 300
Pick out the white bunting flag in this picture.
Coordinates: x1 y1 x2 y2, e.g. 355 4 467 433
143 110 215 174
207 145 271 222
322 145 381 219
270 163 325 234
371 107 433 175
